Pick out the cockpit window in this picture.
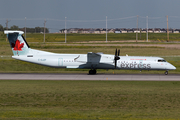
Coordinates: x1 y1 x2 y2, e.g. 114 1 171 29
158 59 166 62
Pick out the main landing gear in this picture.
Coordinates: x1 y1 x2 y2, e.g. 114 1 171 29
164 71 168 75
89 69 97 75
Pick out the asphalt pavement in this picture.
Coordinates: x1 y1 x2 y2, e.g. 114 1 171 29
0 73 180 81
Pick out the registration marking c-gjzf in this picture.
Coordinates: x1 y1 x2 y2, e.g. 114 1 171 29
38 59 46 61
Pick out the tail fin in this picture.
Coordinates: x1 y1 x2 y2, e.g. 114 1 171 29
4 31 30 56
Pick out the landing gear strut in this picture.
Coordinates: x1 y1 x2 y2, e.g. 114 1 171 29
164 71 168 75
89 69 97 75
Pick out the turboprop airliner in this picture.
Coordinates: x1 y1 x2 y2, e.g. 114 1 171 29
4 30 176 75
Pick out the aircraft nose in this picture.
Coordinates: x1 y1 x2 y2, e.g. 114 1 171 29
171 65 176 70
168 64 176 70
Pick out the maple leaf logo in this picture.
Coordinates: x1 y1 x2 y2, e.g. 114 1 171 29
11 40 24 51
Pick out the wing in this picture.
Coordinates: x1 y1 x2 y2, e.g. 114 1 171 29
74 52 101 64
74 52 114 65
87 52 101 64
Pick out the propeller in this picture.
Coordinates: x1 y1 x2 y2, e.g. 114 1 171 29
114 49 120 68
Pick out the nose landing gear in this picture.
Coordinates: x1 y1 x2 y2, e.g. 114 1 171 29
89 69 97 75
164 71 168 75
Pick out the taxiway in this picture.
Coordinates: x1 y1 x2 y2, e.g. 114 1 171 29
0 73 180 81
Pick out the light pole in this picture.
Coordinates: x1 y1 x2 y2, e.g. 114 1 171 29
146 16 148 42
65 17 67 43
44 19 46 43
25 17 26 39
136 15 139 42
5 19 10 41
167 15 169 42
106 16 107 43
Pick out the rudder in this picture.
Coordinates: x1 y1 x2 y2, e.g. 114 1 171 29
4 31 30 56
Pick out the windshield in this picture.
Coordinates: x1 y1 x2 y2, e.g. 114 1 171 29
158 59 166 62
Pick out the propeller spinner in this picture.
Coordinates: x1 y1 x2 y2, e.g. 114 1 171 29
114 49 120 68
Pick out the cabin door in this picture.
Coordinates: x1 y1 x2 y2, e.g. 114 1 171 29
58 58 63 66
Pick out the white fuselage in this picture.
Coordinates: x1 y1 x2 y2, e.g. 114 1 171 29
12 48 176 71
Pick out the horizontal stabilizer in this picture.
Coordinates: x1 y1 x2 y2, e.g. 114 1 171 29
4 31 24 35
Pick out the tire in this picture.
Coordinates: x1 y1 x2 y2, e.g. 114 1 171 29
89 70 97 75
89 70 92 74
93 70 97 74
164 71 168 75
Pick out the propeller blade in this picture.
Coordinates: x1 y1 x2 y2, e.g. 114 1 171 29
114 49 120 68
116 49 118 56
118 49 120 56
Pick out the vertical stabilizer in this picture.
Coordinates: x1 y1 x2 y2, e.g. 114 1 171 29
4 31 30 56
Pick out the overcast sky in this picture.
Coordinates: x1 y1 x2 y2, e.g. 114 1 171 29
1 0 180 33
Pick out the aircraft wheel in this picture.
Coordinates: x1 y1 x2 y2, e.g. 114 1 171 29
93 69 97 74
89 69 96 75
164 71 168 75
89 70 93 75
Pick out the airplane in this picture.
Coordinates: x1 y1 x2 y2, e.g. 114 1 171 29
4 30 176 75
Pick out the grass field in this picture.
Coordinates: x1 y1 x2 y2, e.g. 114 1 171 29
0 80 180 119
1 32 180 42
20 33 180 42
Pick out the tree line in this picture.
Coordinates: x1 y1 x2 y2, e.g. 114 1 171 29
0 24 49 33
